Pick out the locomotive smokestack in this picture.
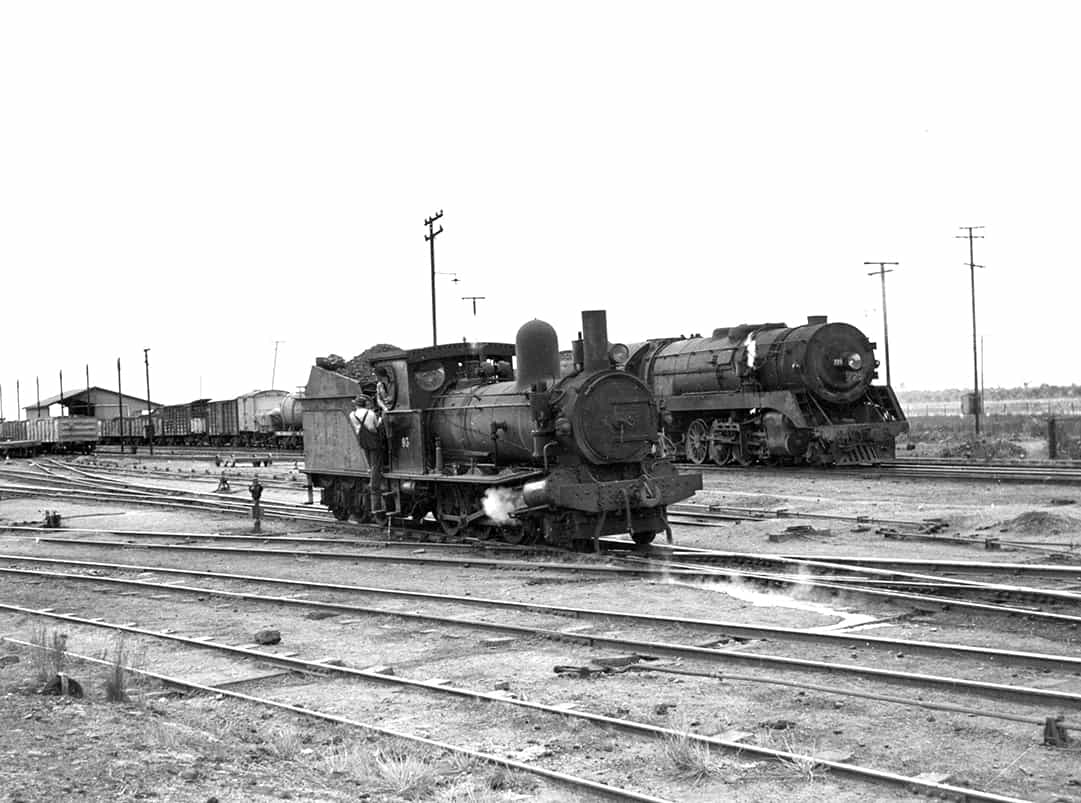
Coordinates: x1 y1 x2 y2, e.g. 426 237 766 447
515 319 560 388
581 310 609 372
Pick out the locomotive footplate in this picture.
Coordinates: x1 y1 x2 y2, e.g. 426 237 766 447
548 473 702 513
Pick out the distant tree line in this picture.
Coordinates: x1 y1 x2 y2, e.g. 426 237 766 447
898 385 1081 404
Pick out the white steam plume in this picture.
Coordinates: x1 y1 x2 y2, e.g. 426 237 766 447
483 486 524 524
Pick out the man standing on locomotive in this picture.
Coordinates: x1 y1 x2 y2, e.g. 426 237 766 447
349 395 385 517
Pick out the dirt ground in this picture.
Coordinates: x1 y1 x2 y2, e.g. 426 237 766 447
3 455 1081 802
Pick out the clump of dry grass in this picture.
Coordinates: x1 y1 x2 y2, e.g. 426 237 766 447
663 728 721 783
322 739 439 799
265 724 304 760
103 639 129 702
30 626 68 683
772 731 828 784
374 745 438 800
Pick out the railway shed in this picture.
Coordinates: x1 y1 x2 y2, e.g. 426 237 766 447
23 386 160 422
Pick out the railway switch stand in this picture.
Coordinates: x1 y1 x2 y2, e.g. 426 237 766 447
1044 716 1071 747
249 477 264 533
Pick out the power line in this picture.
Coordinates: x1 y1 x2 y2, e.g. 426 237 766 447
956 225 985 434
864 262 898 387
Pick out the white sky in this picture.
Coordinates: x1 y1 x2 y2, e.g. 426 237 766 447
2 2 1079 418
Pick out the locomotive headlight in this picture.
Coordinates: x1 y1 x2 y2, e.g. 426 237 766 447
846 353 863 371
608 342 630 367
554 417 572 437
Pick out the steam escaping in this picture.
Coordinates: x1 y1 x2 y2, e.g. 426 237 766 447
744 334 758 368
483 486 525 524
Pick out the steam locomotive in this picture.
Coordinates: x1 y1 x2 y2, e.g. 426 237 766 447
625 317 907 466
303 310 702 548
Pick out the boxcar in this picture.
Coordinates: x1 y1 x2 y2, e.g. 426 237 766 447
207 399 240 444
237 390 288 446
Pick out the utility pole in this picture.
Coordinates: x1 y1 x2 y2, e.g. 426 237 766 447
16 380 20 421
59 370 64 415
424 210 444 345
461 296 486 316
864 262 898 387
957 225 985 434
36 377 40 416
144 348 153 455
117 358 124 451
271 340 285 388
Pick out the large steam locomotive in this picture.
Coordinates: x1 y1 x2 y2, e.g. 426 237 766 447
303 310 702 548
626 317 907 466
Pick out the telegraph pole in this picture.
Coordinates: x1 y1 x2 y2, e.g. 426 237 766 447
144 348 153 455
461 296 486 316
424 210 444 345
117 358 124 451
59 370 64 415
864 262 898 387
957 226 985 434
271 340 284 388
16 380 20 421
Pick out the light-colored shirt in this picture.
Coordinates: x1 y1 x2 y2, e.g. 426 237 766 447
349 407 379 436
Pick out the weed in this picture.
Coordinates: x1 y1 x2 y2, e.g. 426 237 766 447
774 732 827 784
663 727 720 783
265 724 304 760
373 747 437 800
30 626 68 683
103 639 129 702
485 766 537 793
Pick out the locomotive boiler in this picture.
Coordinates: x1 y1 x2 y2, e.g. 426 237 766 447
303 310 702 548
626 317 907 466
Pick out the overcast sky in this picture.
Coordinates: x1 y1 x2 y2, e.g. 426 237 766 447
2 2 1078 417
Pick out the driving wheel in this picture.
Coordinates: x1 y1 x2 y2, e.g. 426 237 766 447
435 485 469 537
684 419 709 465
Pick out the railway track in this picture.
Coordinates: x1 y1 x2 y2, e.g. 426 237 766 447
93 445 303 460
5 522 1081 631
690 456 1081 484
6 460 1081 617
0 569 1056 801
4 554 1081 674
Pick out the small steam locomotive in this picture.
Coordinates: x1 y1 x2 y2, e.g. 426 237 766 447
626 317 907 466
303 310 702 547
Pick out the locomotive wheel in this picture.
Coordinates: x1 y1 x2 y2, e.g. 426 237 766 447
708 420 732 465
631 531 656 546
500 527 535 546
684 419 709 465
435 485 469 537
709 441 732 466
331 504 351 521
732 444 753 466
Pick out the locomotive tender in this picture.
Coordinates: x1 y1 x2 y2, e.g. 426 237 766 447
626 317 907 466
303 310 702 548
